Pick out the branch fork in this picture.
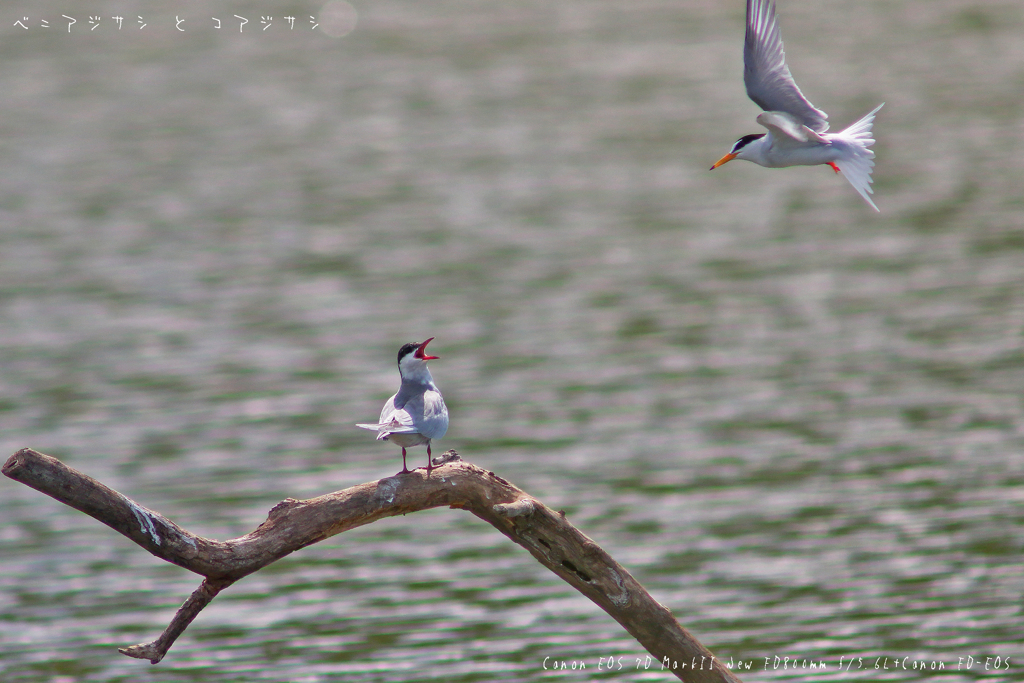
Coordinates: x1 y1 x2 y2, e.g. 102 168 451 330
3 447 741 682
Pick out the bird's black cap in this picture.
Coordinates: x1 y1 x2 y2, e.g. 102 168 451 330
397 342 421 365
731 133 765 154
397 337 438 364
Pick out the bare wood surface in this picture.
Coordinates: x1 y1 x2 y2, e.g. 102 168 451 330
4 447 742 682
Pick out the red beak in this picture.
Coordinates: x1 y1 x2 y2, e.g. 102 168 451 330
414 337 439 360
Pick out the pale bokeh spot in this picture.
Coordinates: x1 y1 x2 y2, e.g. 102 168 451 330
319 0 358 38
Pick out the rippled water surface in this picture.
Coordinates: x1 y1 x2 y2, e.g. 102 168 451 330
2 0 1022 681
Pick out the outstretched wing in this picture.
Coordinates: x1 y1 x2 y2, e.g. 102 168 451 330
756 110 828 146
744 0 829 132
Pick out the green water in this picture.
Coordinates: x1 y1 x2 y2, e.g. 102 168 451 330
1 0 1022 680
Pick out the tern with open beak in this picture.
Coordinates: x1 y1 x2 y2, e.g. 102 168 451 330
356 338 449 474
710 0 884 211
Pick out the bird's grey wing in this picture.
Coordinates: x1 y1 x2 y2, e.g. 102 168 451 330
356 418 419 441
756 110 828 146
418 389 449 440
377 395 398 424
382 396 419 434
380 420 419 434
356 394 417 440
744 0 829 132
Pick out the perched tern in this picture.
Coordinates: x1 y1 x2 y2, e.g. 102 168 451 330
356 338 449 474
710 0 884 211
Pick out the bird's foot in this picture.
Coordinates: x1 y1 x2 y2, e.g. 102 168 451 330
828 162 841 174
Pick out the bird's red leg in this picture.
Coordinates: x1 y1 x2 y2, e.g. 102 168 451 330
828 162 841 174
399 447 410 474
425 444 433 473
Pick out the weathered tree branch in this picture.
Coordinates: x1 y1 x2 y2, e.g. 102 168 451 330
3 447 742 682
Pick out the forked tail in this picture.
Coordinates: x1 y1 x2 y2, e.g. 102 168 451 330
833 103 884 211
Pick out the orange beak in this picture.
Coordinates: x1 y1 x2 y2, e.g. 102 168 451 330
709 152 737 170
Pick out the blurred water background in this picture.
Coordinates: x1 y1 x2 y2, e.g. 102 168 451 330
1 0 1023 680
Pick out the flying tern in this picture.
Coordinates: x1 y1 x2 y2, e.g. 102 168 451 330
356 338 449 474
710 0 884 211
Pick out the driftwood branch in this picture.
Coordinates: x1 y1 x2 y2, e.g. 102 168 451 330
3 447 742 682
